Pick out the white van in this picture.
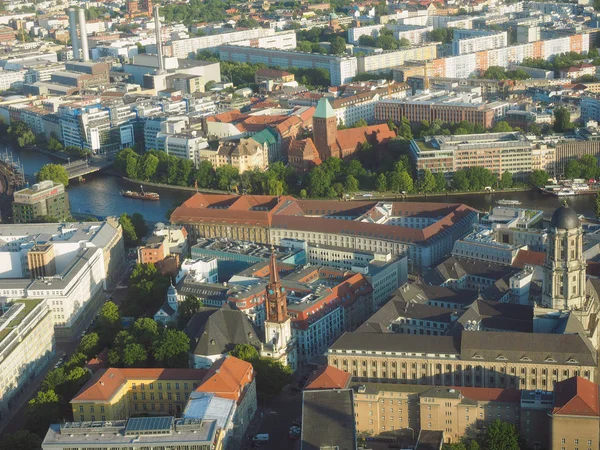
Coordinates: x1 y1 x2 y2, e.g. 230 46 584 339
253 434 269 442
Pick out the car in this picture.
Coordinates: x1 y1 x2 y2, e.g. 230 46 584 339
291 421 301 428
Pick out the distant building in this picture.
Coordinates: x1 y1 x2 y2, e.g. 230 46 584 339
12 180 70 223
210 138 268 173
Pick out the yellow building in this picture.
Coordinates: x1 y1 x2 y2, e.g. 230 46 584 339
71 368 208 421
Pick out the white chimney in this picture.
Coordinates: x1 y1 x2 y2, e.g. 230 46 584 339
154 5 164 73
78 8 89 62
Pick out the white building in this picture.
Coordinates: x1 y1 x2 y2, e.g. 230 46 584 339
167 28 276 58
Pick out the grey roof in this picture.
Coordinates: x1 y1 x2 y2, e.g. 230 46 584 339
424 256 517 285
301 389 356 450
460 330 597 366
550 205 580 229
357 299 454 333
330 332 460 355
415 430 444 450
184 304 261 357
394 283 478 307
457 298 533 333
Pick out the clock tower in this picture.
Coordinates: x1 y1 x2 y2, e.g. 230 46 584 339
260 247 297 371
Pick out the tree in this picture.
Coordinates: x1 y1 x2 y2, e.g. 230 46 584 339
110 331 148 367
252 357 293 398
452 170 470 191
499 171 513 189
137 153 159 180
153 329 190 368
231 343 259 361
419 169 436 193
125 263 169 316
96 301 122 345
114 148 139 178
78 332 100 358
580 154 599 180
8 121 36 148
399 37 411 48
330 36 347 55
0 430 42 450
132 318 160 347
376 173 387 192
119 213 138 246
397 170 413 193
595 192 600 217
48 136 64 152
296 40 313 52
442 444 466 450
352 118 368 128
130 213 148 240
397 117 413 140
491 121 513 133
564 159 582 179
178 295 204 328
434 171 447 192
481 420 521 450
529 169 549 187
345 175 359 193
554 106 571 133
215 164 239 191
26 390 60 437
307 166 332 197
36 164 69 187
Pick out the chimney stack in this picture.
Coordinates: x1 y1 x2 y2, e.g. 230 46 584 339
153 5 164 73
78 8 89 62
67 8 80 60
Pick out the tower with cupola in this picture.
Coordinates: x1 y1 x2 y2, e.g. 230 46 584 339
260 247 297 371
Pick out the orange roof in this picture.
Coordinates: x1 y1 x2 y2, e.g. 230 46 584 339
72 368 207 402
512 249 545 268
305 365 351 390
552 376 600 417
195 356 254 404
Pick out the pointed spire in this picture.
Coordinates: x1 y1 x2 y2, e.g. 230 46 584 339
269 246 279 284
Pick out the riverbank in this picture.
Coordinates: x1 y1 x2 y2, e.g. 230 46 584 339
124 177 229 194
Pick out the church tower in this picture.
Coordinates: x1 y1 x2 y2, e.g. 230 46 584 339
542 203 586 310
312 97 337 160
260 248 297 371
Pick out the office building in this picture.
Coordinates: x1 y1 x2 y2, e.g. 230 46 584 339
12 180 70 223
170 194 478 271
0 298 54 425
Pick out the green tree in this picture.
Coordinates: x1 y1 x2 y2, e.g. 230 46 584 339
0 429 42 450
307 166 332 197
352 118 368 128
376 173 387 192
434 171 447 192
345 175 359 193
231 343 259 361
125 263 169 316
499 171 513 189
377 33 399 50
132 318 160 347
110 331 148 367
397 170 413 193
491 121 513 133
565 159 582 179
595 192 600 217
26 390 60 437
554 106 571 132
442 444 466 450
36 164 69 187
119 213 138 246
96 301 122 345
299 189 307 199
114 148 140 178
137 153 159 180
452 169 470 191
130 213 148 240
78 332 100 358
397 117 413 140
193 160 215 188
296 40 313 52
215 164 240 191
580 154 599 180
419 169 436 193
178 295 204 328
399 37 411 48
153 329 190 368
48 136 64 152
8 121 36 148
481 420 521 450
330 36 347 54
252 357 293 398
528 169 549 187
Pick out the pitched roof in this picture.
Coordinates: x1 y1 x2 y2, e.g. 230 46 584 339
305 365 352 390
552 377 600 416
195 355 254 404
72 368 208 402
512 249 545 268
314 97 335 119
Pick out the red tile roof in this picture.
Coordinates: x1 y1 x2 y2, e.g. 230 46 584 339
512 249 545 268
305 365 351 390
552 376 600 417
195 356 254 404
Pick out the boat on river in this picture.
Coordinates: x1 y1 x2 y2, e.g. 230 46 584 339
121 185 160 201
496 199 522 206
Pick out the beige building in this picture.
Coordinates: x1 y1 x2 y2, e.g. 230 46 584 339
27 243 57 278
0 298 55 425
328 330 596 392
209 138 268 173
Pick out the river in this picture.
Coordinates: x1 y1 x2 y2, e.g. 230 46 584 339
4 145 599 221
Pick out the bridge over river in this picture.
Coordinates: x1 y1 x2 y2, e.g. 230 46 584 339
63 155 114 180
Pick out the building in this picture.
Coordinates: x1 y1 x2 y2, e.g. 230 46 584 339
312 97 396 161
71 368 210 421
0 298 54 425
301 389 357 450
357 44 437 73
218 45 358 86
42 417 218 450
542 205 587 310
12 180 70 223
452 30 508 55
184 305 261 369
410 132 550 180
260 249 297 371
170 194 478 271
210 138 268 173
559 63 595 79
328 329 596 391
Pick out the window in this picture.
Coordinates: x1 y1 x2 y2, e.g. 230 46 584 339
100 406 104 413
79 406 83 412
575 439 579 445
562 439 566 444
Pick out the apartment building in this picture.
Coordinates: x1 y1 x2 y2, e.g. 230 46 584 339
210 138 268 173
0 299 54 425
357 44 437 74
452 30 508 55
410 132 552 180
170 194 478 271
166 28 276 58
218 45 358 86
12 180 70 223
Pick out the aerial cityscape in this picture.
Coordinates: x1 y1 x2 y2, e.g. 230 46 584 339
2 0 600 449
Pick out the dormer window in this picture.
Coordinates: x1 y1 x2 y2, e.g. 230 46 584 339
545 357 556 363
567 358 579 364
472 354 483 360
520 356 531 362
496 355 507 361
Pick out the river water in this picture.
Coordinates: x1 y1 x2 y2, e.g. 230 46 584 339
4 145 599 221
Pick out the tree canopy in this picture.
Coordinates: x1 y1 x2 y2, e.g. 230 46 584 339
36 164 69 187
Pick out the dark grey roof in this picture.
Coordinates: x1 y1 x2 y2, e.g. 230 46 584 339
301 389 356 450
550 205 580 229
464 299 533 333
330 332 460 355
394 283 478 306
415 430 444 450
460 330 597 366
424 257 517 285
184 304 261 357
357 300 454 333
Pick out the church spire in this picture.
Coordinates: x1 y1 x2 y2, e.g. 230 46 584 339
265 245 288 323
269 246 279 284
